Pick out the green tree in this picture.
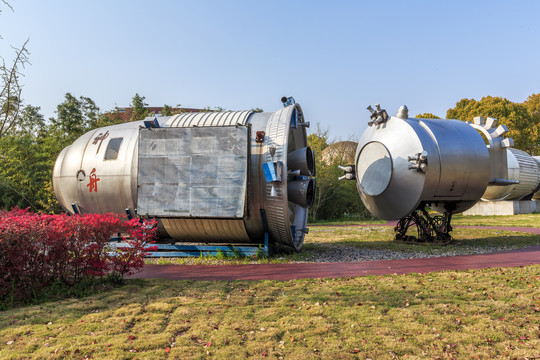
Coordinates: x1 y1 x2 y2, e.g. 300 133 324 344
0 131 63 212
0 104 66 213
0 93 106 213
307 125 369 220
161 104 172 116
130 93 148 121
50 93 99 139
415 113 440 119
523 93 540 154
307 125 331 220
446 96 537 154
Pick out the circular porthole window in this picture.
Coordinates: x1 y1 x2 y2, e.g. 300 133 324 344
356 142 392 196
76 169 86 182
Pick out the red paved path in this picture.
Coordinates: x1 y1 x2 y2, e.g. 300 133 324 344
130 225 540 281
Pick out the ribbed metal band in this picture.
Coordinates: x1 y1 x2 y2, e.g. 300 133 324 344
160 218 251 243
509 148 540 198
165 110 253 128
264 106 294 247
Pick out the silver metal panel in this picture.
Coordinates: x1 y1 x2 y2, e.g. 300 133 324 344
419 119 490 199
165 110 252 128
137 126 248 218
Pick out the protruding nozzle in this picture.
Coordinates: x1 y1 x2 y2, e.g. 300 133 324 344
396 105 409 119
338 164 355 180
288 179 315 207
287 147 315 176
338 165 353 173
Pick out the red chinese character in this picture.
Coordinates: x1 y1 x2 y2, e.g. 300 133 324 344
87 168 100 192
92 130 109 154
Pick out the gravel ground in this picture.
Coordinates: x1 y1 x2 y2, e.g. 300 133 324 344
144 224 540 265
294 243 524 263
145 242 529 265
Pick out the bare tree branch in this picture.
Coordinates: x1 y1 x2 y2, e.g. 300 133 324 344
0 39 30 139
1 0 14 12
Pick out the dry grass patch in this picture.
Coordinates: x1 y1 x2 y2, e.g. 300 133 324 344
1 266 539 359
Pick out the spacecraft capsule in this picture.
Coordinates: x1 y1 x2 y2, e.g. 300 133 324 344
355 107 491 220
53 103 315 251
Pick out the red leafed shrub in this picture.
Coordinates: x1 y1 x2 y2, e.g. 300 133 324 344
110 218 158 276
0 208 157 302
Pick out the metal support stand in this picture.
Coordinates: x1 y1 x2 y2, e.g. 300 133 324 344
394 205 453 244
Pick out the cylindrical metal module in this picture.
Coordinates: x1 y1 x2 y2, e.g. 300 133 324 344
482 148 540 201
355 110 491 220
53 103 315 251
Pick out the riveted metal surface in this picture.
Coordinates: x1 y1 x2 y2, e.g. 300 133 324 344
165 110 253 128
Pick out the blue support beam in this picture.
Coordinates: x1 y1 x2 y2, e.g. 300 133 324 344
109 242 266 258
110 209 272 258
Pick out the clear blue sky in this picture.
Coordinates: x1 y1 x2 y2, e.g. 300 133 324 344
1 1 540 140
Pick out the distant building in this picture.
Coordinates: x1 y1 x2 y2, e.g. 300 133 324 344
106 107 203 122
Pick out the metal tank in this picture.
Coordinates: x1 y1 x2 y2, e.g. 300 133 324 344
53 98 315 251
345 104 533 242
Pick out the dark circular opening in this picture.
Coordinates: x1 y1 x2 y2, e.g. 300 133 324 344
306 179 315 208
306 146 315 176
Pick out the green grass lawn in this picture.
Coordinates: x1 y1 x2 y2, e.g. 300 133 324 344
309 213 540 228
1 266 539 359
452 213 540 227
2 216 539 359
